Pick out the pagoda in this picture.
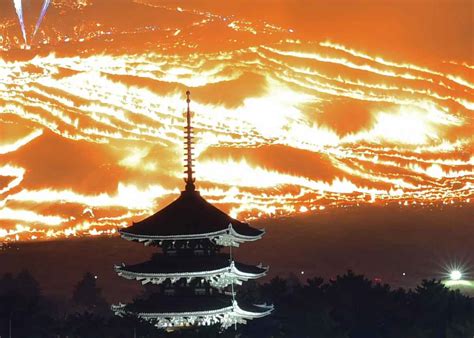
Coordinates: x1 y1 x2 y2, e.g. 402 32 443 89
112 91 273 330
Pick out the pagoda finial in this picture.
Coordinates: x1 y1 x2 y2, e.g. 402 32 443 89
184 90 196 192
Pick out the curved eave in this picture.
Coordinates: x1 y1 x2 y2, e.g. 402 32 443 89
235 302 274 319
112 303 234 318
112 302 274 318
112 300 273 329
119 223 265 247
115 262 269 288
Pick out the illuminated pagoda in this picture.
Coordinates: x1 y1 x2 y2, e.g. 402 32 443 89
112 91 273 330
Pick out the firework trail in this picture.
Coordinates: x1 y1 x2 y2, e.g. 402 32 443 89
32 0 52 40
12 0 27 46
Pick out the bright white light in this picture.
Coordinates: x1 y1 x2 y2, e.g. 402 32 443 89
450 270 462 281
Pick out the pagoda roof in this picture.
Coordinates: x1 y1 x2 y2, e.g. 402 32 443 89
112 294 273 319
119 254 266 274
120 190 264 243
115 254 268 288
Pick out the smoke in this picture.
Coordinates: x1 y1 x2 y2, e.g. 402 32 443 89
32 0 52 41
12 0 27 46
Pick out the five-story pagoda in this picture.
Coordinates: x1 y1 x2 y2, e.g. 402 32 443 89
112 91 273 330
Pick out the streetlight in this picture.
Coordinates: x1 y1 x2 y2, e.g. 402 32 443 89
450 270 462 281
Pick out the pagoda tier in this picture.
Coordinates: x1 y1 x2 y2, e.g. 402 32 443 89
112 296 273 329
115 254 268 288
120 190 264 247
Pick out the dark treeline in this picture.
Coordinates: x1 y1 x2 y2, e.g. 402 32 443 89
0 270 473 338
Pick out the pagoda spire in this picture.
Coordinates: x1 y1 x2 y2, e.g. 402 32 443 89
184 90 196 192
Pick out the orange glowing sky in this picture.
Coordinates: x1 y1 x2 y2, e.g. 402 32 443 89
0 0 472 241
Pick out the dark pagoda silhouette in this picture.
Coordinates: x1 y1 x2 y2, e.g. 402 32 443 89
112 91 273 330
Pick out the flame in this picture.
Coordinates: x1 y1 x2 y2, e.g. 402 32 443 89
0 208 67 226
5 184 173 210
198 159 386 195
0 129 44 155
0 165 25 195
0 2 472 241
319 41 474 90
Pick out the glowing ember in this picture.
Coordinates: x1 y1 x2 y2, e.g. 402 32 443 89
0 1 472 241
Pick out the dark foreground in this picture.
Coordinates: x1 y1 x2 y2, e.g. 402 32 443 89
1 205 473 337
0 270 473 338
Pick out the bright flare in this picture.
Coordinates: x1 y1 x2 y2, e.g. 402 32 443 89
450 270 462 281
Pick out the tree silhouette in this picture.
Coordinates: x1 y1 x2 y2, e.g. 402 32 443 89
414 279 474 338
0 271 54 338
72 272 108 314
0 270 472 337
